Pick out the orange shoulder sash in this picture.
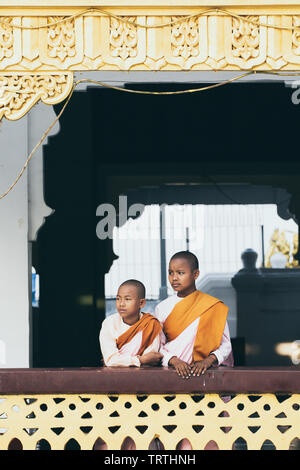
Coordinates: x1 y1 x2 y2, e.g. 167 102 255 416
116 313 161 356
163 290 228 361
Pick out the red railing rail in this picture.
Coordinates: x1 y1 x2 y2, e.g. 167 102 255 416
1 366 300 394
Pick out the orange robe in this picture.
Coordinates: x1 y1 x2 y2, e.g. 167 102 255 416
162 290 229 362
116 312 162 356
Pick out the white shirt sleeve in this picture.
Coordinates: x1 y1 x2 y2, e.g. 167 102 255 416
99 318 140 367
210 321 232 365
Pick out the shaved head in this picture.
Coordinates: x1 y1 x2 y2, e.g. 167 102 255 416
118 279 146 299
170 251 199 271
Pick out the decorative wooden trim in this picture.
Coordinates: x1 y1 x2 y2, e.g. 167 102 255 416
1 5 300 119
0 72 73 120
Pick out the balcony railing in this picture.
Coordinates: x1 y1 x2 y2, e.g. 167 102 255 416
0 367 300 450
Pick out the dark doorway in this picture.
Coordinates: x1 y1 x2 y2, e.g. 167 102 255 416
33 82 300 367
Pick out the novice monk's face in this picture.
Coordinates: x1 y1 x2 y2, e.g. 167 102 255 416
116 285 146 325
168 258 199 298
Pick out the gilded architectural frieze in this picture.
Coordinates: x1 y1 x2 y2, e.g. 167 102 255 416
1 11 300 72
0 4 300 119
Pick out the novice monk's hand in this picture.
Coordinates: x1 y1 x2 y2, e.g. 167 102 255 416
139 352 163 366
190 354 217 377
168 356 191 379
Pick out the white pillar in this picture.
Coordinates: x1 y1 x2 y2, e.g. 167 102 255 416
28 103 56 242
0 102 58 367
0 115 30 367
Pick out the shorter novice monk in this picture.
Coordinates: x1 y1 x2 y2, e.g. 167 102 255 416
99 279 162 367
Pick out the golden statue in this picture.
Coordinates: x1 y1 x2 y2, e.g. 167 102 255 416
265 229 298 268
290 233 299 267
265 228 280 267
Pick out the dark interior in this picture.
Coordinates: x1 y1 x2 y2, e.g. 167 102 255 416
33 82 300 367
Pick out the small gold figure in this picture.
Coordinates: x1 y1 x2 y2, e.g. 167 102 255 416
265 228 280 268
277 231 290 266
290 233 299 268
265 229 299 268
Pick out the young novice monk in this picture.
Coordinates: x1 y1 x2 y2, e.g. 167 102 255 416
100 279 162 367
155 251 233 378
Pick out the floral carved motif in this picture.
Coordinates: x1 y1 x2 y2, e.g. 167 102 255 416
110 17 138 60
232 16 260 61
0 17 13 61
292 16 300 56
171 17 200 60
0 73 73 120
47 17 76 62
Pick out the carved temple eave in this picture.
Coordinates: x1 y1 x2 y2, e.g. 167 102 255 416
1 2 300 119
0 73 73 121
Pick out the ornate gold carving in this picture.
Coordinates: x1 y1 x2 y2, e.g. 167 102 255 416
0 17 13 61
110 17 138 60
171 17 200 60
102 16 146 70
232 16 260 61
0 73 73 120
0 12 299 73
225 15 267 68
47 17 76 62
0 16 21 69
166 16 207 70
292 16 300 56
39 16 83 69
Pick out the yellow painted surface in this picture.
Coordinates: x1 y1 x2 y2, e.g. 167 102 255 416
0 393 299 450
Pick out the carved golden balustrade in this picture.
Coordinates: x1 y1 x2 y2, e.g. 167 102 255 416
0 367 300 450
1 1 300 119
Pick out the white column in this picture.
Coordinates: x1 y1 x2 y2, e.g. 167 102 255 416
27 104 58 366
0 115 30 367
0 102 58 367
28 103 56 242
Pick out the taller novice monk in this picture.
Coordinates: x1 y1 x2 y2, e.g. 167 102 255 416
155 251 233 378
100 279 162 367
